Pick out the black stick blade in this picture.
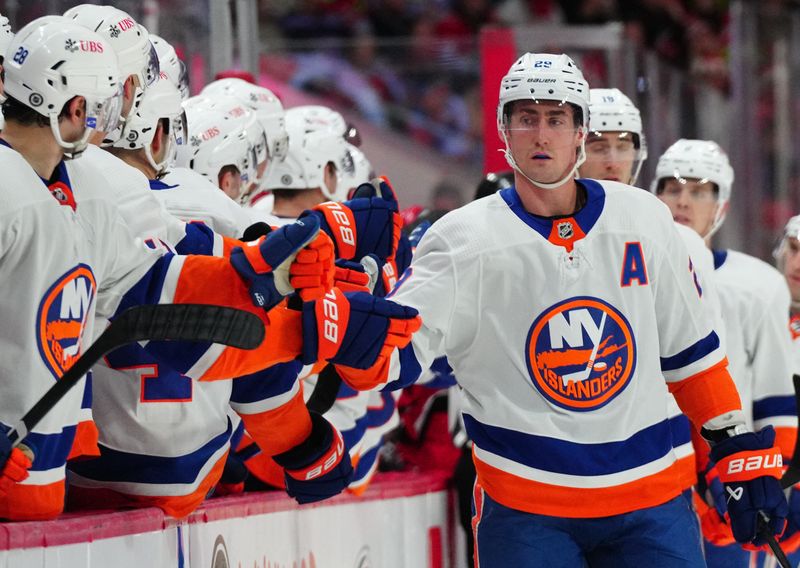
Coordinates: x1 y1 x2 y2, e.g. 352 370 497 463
113 304 265 350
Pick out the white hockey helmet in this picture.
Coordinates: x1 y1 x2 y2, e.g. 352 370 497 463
262 105 351 201
774 214 800 266
190 94 263 186
177 96 252 189
113 77 184 176
200 78 288 180
151 34 189 101
497 53 590 190
585 88 647 185
651 139 734 238
3 16 123 157
0 12 13 62
63 4 158 116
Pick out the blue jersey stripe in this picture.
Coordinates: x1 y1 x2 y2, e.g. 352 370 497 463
668 414 692 447
230 361 302 404
341 414 370 452
753 395 798 421
351 442 381 482
660 331 720 372
174 222 215 256
463 414 673 477
367 392 396 428
13 426 77 472
68 419 232 484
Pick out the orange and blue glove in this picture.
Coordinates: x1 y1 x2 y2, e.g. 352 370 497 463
709 426 788 545
272 412 352 504
300 288 421 369
301 176 403 264
230 216 334 310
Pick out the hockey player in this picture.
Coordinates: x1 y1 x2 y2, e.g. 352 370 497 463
0 12 14 129
578 88 723 503
322 53 789 566
652 140 798 565
70 76 353 517
0 16 420 521
769 215 800 563
200 78 289 203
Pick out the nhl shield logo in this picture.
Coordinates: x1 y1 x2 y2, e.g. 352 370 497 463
557 221 574 240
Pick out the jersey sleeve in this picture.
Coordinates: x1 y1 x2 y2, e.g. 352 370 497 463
93 206 304 382
750 276 797 456
653 221 741 427
229 361 312 456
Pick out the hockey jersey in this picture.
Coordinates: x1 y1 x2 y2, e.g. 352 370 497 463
68 168 311 517
0 144 306 520
712 249 797 456
362 179 738 518
157 167 258 238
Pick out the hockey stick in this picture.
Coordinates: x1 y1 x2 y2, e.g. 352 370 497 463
780 374 800 489
756 373 800 568
6 304 265 447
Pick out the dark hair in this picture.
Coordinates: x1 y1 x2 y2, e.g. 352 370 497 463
217 164 240 187
503 100 584 128
2 95 72 128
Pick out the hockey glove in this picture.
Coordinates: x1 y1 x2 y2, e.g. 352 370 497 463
230 216 335 310
300 288 420 368
0 436 32 498
301 176 403 263
708 426 788 545
695 462 736 546
272 411 352 504
333 258 375 294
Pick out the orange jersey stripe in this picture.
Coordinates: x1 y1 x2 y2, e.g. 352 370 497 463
67 451 228 519
0 479 65 521
67 420 100 461
238 390 312 456
473 456 684 518
775 425 797 460
675 453 697 493
668 358 742 428
172 257 304 379
221 235 242 258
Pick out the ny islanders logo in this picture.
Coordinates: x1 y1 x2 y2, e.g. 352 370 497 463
525 296 636 411
36 265 97 379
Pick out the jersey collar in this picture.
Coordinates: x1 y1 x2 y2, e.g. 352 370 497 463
0 138 77 211
149 179 179 190
499 179 605 252
712 249 728 270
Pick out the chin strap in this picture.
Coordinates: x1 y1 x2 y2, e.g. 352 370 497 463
500 127 587 190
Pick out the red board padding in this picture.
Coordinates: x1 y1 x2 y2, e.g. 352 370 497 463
0 472 450 550
480 26 518 174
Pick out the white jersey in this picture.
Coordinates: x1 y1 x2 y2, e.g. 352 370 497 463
0 143 162 512
384 180 729 518
667 222 724 489
83 146 189 248
712 250 796 445
157 167 255 238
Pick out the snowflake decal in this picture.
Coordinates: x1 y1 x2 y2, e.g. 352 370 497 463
108 24 121 38
64 38 78 52
190 135 202 147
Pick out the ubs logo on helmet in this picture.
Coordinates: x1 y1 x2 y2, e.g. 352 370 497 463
525 296 636 411
36 265 96 380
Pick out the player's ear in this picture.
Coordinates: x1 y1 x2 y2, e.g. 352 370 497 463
123 76 136 103
151 121 164 155
64 96 85 125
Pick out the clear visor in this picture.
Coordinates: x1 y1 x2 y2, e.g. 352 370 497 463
581 132 645 185
144 42 161 88
177 60 190 100
655 175 719 202
85 84 125 134
256 131 268 164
